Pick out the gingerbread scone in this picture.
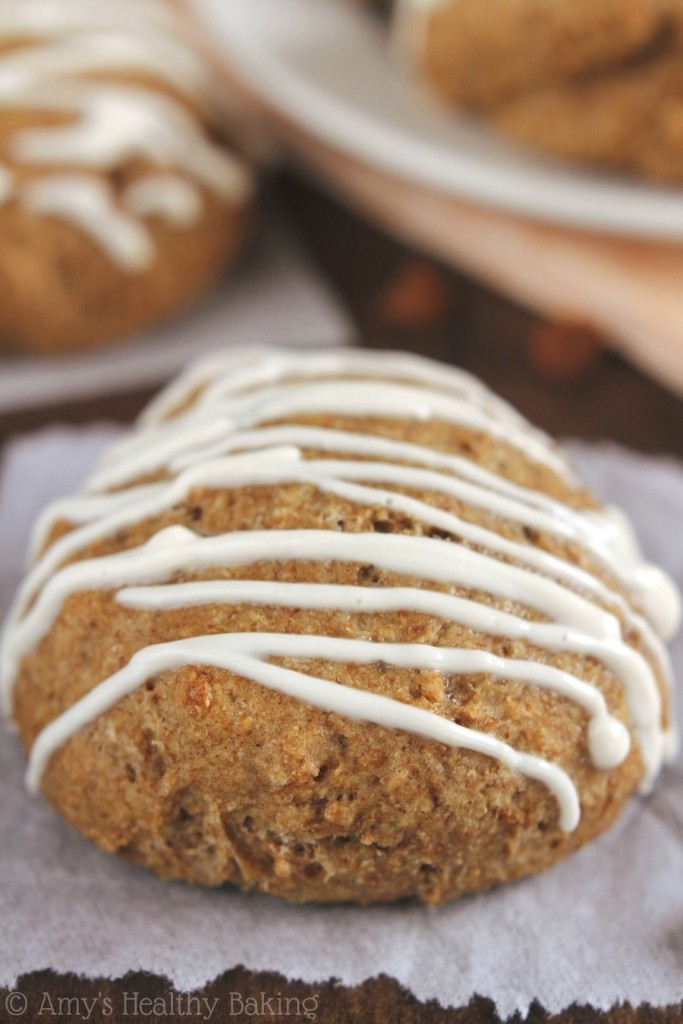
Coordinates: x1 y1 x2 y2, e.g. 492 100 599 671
2 349 679 905
395 0 683 183
494 48 683 184
0 0 254 355
395 0 661 110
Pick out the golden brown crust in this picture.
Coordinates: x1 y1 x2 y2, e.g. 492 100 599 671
0 184 251 354
420 0 661 110
493 52 683 184
12 409 668 904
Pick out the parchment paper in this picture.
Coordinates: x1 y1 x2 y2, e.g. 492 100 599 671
1 433 681 1016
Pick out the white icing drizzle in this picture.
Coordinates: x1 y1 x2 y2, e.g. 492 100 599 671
19 448 675 658
3 447 603 632
113 577 635 771
138 347 530 434
86 345 679 636
2 349 679 834
23 439 675 746
7 86 251 202
0 1 185 40
124 175 203 229
0 520 660 780
125 378 568 483
0 0 252 267
24 633 582 831
24 175 153 270
0 30 208 103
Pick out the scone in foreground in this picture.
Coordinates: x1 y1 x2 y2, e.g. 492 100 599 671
397 0 683 184
0 0 254 354
2 349 680 904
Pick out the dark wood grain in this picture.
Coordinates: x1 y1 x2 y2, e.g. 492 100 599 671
276 174 683 459
2 970 682 1024
1 171 681 1024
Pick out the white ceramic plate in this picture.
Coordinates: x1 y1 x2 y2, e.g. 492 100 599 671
192 0 683 240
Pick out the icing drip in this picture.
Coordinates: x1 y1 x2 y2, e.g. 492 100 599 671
0 0 252 267
0 520 660 782
24 175 153 270
24 633 584 831
8 86 251 202
124 175 203 228
2 349 679 832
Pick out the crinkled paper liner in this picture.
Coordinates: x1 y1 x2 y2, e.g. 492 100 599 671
1 434 682 1016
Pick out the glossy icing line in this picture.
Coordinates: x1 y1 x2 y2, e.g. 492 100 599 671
86 345 678 638
5 445 650 641
24 175 153 270
24 633 582 831
0 0 185 39
123 175 204 229
22 445 678 666
8 86 251 200
125 378 567 482
138 347 529 431
0 518 659 782
2 349 679 832
116 580 633 773
0 29 208 101
25 440 674 748
0 0 252 266
95 347 573 499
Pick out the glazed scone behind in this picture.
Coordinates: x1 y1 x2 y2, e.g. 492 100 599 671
0 0 254 354
2 349 680 904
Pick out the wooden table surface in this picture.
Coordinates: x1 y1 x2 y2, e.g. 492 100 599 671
1 171 682 1024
